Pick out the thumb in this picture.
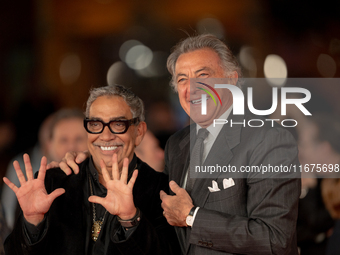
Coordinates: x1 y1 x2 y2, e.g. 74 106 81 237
169 180 181 194
159 190 167 200
48 188 65 203
88 195 105 207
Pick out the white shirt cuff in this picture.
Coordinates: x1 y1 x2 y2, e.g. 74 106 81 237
191 207 200 227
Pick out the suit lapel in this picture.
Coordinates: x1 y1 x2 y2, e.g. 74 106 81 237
171 125 194 189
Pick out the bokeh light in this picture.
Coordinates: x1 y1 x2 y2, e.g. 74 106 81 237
264 54 287 87
125 45 153 70
107 61 127 86
239 46 257 77
119 40 142 62
136 51 168 78
317 54 337 77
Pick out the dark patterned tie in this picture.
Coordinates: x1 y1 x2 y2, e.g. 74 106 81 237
186 128 209 193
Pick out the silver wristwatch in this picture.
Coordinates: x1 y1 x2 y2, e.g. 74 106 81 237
186 206 196 227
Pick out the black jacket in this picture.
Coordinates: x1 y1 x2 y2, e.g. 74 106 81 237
5 156 180 255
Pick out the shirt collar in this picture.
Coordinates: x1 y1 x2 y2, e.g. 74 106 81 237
196 105 233 138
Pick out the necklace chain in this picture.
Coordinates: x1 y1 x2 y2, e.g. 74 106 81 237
88 175 107 242
88 162 138 241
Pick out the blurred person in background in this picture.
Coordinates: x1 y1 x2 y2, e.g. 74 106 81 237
145 101 181 150
322 178 340 255
135 130 165 172
0 203 10 255
297 113 340 255
0 119 16 254
1 108 87 230
47 108 88 162
311 113 340 255
0 119 16 181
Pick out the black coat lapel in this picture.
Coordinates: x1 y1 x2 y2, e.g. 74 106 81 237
169 125 193 190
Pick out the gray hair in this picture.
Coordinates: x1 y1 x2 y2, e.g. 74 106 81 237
167 34 242 91
85 85 145 122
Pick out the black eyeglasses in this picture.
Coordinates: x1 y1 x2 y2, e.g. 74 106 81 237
84 118 139 134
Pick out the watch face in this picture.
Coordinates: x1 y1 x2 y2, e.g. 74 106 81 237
186 215 194 226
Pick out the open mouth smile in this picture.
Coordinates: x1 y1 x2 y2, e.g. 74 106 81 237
100 146 118 151
190 96 211 105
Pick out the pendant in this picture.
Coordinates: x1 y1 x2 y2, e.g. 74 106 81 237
91 220 103 241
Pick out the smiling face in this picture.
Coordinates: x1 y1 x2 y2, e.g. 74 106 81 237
174 48 237 127
87 95 145 173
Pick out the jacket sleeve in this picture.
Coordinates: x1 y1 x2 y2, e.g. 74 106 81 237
167 127 301 255
4 212 51 255
110 169 181 255
4 169 66 255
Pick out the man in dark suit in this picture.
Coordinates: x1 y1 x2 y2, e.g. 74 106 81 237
159 34 301 254
3 85 179 255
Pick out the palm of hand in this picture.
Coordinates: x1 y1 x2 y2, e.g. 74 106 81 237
102 179 134 216
88 155 138 219
16 178 52 218
3 154 65 225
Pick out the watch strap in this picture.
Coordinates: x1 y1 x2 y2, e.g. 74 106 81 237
188 206 196 217
117 208 141 228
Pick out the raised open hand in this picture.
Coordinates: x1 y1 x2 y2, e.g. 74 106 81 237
88 154 138 220
3 154 65 226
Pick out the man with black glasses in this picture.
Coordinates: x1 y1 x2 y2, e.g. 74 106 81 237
3 85 179 255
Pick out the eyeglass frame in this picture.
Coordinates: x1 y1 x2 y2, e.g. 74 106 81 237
83 117 140 134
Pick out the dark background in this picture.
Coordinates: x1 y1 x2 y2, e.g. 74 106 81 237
0 0 340 177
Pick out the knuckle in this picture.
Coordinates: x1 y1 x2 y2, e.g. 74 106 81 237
178 187 184 193
59 162 68 170
161 196 168 203
66 152 75 160
66 158 75 165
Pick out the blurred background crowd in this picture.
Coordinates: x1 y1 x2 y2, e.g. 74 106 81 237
0 0 340 254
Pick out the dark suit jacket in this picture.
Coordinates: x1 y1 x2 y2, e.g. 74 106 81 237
5 156 180 255
164 114 301 255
